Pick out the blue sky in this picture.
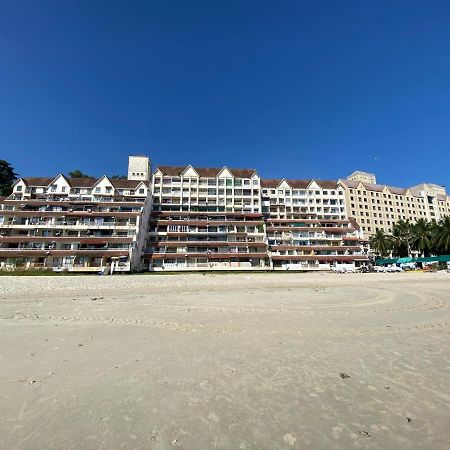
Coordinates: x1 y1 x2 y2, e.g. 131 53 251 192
1 0 450 189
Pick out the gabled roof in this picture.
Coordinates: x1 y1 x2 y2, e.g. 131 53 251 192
110 179 144 189
48 173 72 187
339 179 359 189
68 178 97 188
20 177 55 187
261 179 337 189
388 186 408 195
288 179 311 188
155 166 257 178
261 179 311 189
340 179 408 194
362 182 385 192
261 179 281 188
17 176 143 190
314 180 338 189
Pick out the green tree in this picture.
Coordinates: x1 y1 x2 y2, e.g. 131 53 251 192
109 175 128 180
391 219 413 257
434 216 450 254
369 229 392 257
68 169 91 178
411 218 432 256
0 160 18 196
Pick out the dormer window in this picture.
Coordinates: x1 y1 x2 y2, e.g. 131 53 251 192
16 185 22 192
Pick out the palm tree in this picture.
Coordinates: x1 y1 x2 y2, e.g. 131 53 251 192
434 216 450 254
411 218 432 256
369 229 392 257
391 219 413 257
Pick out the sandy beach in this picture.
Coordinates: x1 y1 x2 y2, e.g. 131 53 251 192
0 272 449 449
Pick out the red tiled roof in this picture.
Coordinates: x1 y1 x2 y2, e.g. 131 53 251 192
68 178 97 188
286 179 311 188
339 179 359 189
314 180 338 189
110 179 145 189
19 176 146 190
261 179 337 189
155 166 257 178
261 179 281 188
21 177 55 187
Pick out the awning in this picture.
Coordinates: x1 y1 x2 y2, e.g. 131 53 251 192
416 255 450 263
375 258 397 265
376 255 450 264
397 257 414 263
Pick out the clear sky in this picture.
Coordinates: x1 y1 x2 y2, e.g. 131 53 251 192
1 0 449 189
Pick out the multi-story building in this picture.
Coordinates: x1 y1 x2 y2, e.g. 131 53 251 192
0 156 151 272
261 179 368 270
339 171 450 240
142 166 268 270
2 157 448 272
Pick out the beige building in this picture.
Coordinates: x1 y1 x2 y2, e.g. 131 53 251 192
339 171 450 240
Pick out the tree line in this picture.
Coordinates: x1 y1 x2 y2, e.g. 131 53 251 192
369 218 450 257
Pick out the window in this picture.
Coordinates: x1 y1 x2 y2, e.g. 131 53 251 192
16 185 22 192
95 187 101 193
139 188 145 194
51 185 57 192
62 186 66 192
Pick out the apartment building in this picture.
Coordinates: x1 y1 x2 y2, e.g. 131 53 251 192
339 171 450 240
142 166 268 270
0 156 151 272
2 155 448 272
261 179 368 270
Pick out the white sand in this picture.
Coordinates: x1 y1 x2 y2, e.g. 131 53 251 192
0 272 449 449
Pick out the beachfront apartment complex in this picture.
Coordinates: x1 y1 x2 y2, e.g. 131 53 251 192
339 171 450 240
143 166 268 270
1 156 449 272
0 156 151 272
261 179 368 270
